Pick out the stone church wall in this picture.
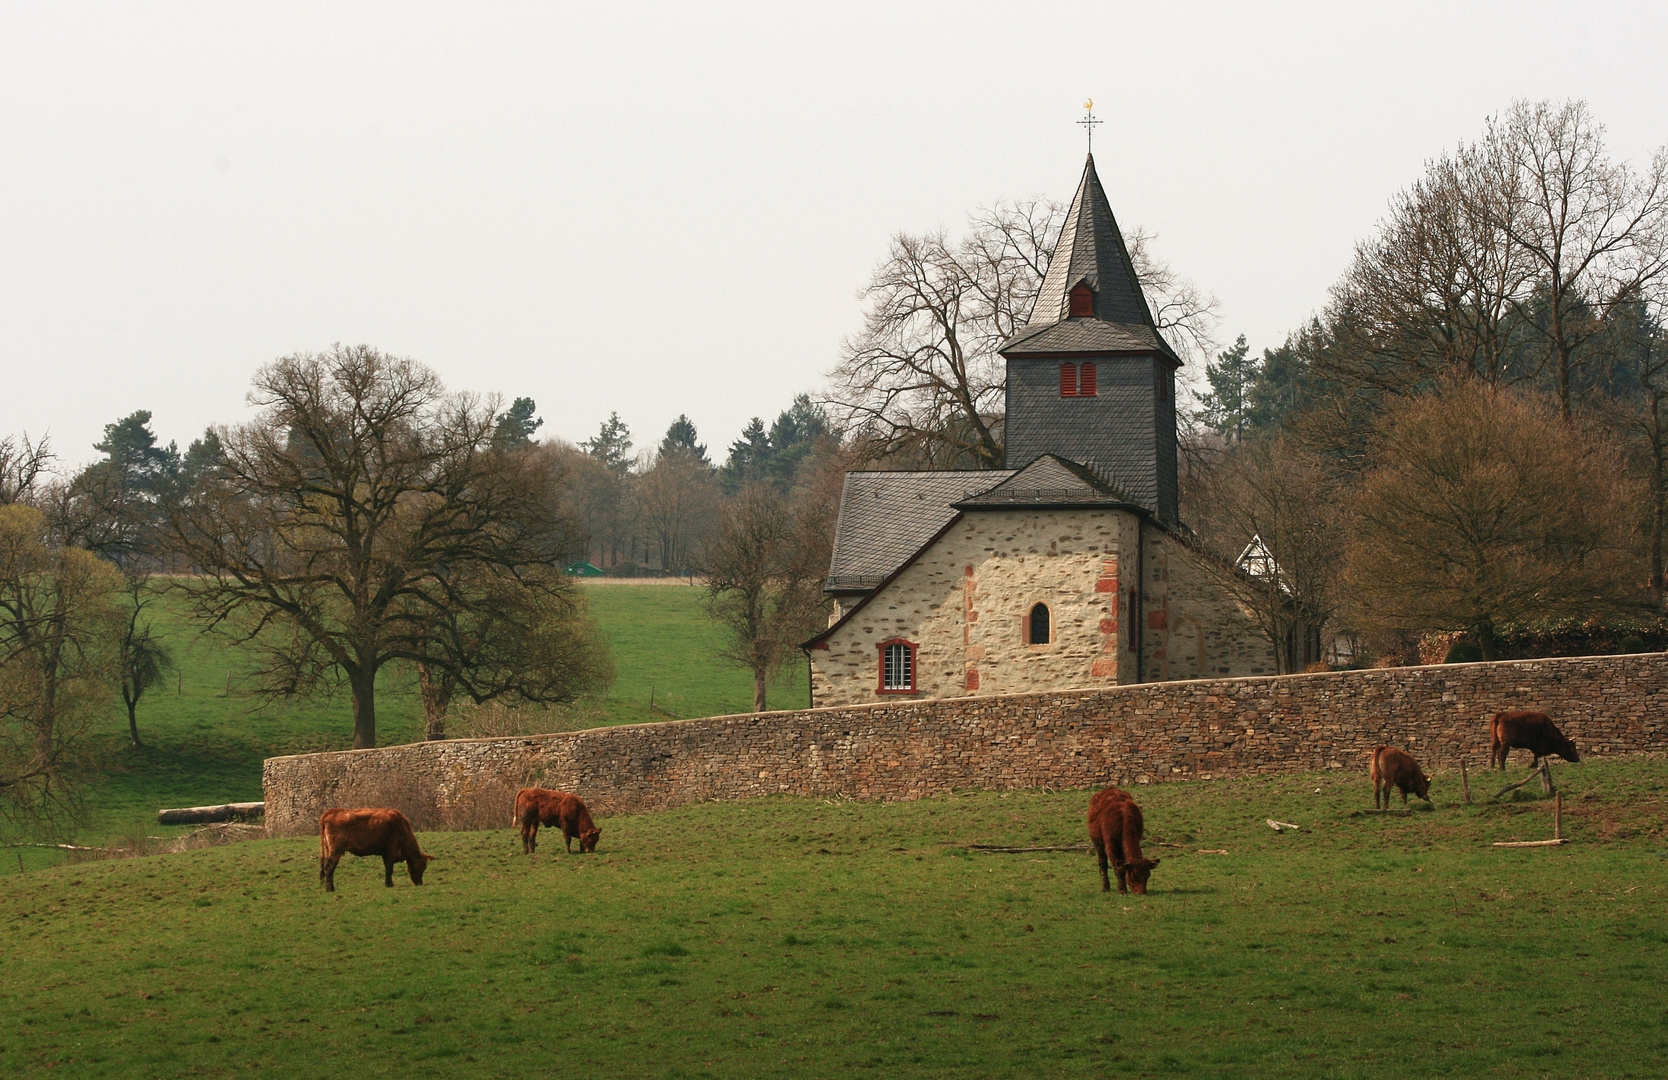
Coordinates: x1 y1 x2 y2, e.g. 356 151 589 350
1140 524 1279 681
810 508 1130 707
265 652 1668 837
809 509 1275 708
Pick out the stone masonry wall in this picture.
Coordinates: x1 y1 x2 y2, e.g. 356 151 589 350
265 652 1668 836
810 508 1276 708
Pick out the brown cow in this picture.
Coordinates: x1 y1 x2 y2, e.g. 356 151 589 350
1370 745 1432 809
1489 710 1580 771
513 788 600 855
318 807 434 892
1087 786 1160 895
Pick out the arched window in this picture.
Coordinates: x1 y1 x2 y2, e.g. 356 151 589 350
1027 603 1051 645
877 639 918 693
1069 282 1095 318
1078 362 1097 396
1060 363 1078 397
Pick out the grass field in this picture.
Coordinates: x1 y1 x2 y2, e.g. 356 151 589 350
5 580 808 873
4 758 1666 1077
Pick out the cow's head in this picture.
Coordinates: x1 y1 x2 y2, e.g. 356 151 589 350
1413 773 1433 802
1560 740 1581 763
579 827 601 854
409 851 434 885
1122 857 1161 894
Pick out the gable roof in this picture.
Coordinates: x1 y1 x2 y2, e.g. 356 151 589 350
1002 154 1180 365
953 454 1143 509
824 470 1014 593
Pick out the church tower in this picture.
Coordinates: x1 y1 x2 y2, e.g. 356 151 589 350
999 154 1181 526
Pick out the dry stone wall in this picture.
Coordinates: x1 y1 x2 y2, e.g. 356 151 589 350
264 652 1668 836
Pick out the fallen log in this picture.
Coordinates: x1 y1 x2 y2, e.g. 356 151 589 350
157 802 264 826
1491 839 1569 848
1266 819 1300 832
967 843 1093 853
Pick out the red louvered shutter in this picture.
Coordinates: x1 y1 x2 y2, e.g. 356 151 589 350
1059 363 1077 397
1079 362 1097 396
1069 283 1094 318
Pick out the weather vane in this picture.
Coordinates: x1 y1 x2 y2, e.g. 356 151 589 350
1078 98 1102 154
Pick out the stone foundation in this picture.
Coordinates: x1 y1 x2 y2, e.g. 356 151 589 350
263 653 1668 836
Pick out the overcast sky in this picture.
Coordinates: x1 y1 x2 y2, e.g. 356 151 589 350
4 1 1667 469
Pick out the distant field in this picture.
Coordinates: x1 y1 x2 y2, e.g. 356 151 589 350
4 760 1666 1077
5 580 807 872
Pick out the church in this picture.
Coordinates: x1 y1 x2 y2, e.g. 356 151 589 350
803 154 1277 707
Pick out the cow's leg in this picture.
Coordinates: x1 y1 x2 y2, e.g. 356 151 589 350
565 829 574 853
1400 786 1408 808
384 856 396 887
1111 840 1129 894
1093 838 1110 893
321 854 340 892
525 818 538 855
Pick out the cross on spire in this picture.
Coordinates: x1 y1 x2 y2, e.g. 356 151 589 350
1078 99 1102 155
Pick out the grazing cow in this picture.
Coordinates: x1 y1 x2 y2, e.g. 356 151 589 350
1087 786 1160 895
1489 710 1580 771
513 788 600 855
318 807 433 892
1369 745 1432 809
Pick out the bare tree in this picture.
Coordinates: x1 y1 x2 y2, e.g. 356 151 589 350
706 457 841 712
114 574 173 749
635 449 719 574
829 199 1217 468
0 504 121 837
1188 435 1341 673
167 345 610 748
1323 146 1536 393
1343 377 1641 659
0 433 52 506
1483 100 1668 417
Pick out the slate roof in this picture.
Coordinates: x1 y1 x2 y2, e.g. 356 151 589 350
1002 154 1180 365
954 454 1142 509
824 470 1013 592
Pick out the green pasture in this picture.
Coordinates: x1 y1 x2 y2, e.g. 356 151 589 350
4 759 1667 1078
6 580 806 870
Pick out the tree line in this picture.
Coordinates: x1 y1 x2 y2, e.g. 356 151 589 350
0 348 848 839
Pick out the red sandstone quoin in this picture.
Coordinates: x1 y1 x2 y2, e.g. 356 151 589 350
513 788 600 854
318 807 433 892
1087 786 1160 894
1369 745 1431 809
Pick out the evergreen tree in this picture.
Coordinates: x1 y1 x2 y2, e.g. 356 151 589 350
492 397 543 449
92 411 180 495
659 414 710 465
1196 336 1258 441
581 412 633 475
721 396 832 493
722 418 772 493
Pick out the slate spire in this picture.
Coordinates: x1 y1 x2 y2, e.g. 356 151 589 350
1007 154 1178 362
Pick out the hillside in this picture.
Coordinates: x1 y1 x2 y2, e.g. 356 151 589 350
4 761 1666 1077
7 580 808 872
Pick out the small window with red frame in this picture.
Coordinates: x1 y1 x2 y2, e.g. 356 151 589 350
1069 283 1094 318
879 639 917 692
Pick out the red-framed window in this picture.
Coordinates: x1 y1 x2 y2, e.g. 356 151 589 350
1069 282 1095 318
1079 362 1097 396
1060 363 1078 397
877 638 919 693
